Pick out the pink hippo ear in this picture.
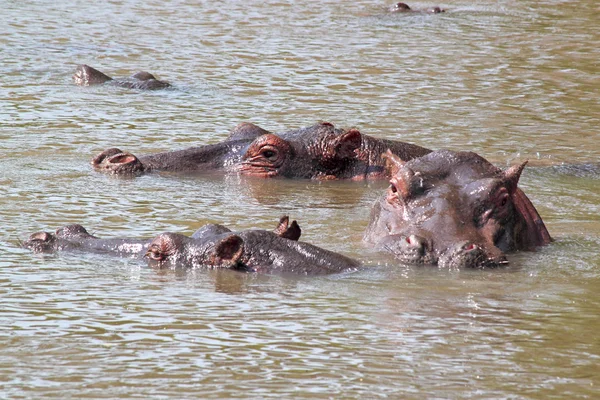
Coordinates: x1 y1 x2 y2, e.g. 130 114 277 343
381 149 406 177
212 235 245 267
335 129 363 159
503 160 528 194
502 161 553 249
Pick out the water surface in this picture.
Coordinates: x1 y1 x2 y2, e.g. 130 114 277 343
1 0 599 398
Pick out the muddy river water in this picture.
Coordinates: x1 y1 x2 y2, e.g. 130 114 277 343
1 0 599 398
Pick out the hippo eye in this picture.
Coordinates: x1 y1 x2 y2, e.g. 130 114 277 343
390 183 398 194
146 246 165 261
258 146 280 161
261 149 276 159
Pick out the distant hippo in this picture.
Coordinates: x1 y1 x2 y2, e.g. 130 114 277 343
389 2 445 13
73 64 171 90
22 216 360 275
364 150 552 269
91 122 432 180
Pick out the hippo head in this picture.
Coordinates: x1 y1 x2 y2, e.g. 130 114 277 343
364 150 551 268
389 2 412 12
22 224 97 253
145 232 245 269
238 122 362 179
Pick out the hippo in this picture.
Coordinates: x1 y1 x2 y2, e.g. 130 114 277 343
22 216 360 275
92 122 432 180
388 2 445 13
363 150 552 269
73 64 171 90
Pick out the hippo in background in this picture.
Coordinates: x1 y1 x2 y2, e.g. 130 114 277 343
22 216 360 275
388 2 445 14
91 121 432 180
364 150 552 269
73 64 171 90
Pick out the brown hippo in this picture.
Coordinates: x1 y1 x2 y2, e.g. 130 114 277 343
388 2 445 13
91 122 432 180
22 217 360 275
73 64 171 90
364 150 552 268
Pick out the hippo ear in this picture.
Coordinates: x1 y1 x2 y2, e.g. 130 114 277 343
503 160 528 194
381 149 406 177
212 235 244 267
273 215 302 241
335 129 363 159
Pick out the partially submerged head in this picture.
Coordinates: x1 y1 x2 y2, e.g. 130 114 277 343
22 224 96 253
389 2 412 12
365 150 551 268
238 122 363 179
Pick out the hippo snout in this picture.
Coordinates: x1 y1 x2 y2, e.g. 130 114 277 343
22 231 57 253
438 241 509 269
379 234 436 265
91 148 144 174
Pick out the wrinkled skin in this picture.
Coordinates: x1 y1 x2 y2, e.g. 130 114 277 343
23 216 359 275
92 121 431 180
388 2 445 13
364 150 552 269
73 64 171 90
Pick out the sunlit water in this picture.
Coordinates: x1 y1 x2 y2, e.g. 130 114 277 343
1 0 599 398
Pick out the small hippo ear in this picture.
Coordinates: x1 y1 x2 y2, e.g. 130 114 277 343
381 149 405 177
213 235 244 267
274 215 302 241
503 160 528 193
335 129 363 159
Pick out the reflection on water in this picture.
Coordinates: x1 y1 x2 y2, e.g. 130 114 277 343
1 0 599 398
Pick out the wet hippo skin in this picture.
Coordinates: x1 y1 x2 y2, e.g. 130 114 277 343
73 64 171 90
91 121 432 180
23 216 359 275
364 150 552 268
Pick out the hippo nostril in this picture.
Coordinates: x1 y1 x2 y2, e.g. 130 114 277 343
464 243 478 252
406 234 425 250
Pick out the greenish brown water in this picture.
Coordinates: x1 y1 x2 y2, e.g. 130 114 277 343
1 0 599 398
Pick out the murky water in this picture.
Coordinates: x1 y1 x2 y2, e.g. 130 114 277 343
1 0 599 398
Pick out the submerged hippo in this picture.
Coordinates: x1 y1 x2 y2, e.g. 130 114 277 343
364 150 552 268
92 122 431 180
23 216 359 275
388 2 445 13
73 64 171 90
